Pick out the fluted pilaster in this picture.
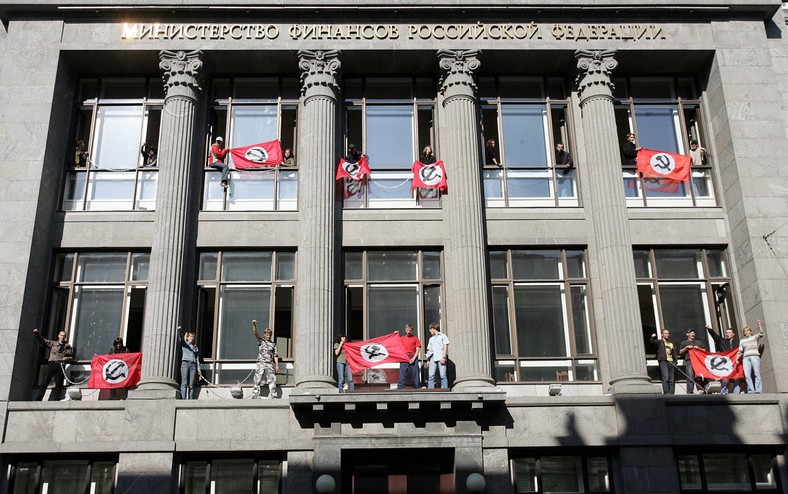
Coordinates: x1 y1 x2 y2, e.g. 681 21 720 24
294 50 342 389
437 50 494 390
135 50 203 397
575 50 654 394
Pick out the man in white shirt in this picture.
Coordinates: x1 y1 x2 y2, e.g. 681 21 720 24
425 322 449 389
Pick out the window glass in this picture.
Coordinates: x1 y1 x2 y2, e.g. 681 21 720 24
368 286 418 339
53 253 75 282
658 285 710 348
489 251 509 279
703 454 749 491
752 455 777 488
218 286 270 359
499 76 543 99
259 460 282 492
633 250 651 278
540 456 583 493
512 250 561 280
367 251 418 281
76 254 127 283
276 252 296 281
90 462 115 494
514 458 537 493
501 106 548 167
101 78 146 99
587 457 611 492
230 106 278 146
422 251 441 280
706 250 726 278
212 459 254 493
130 253 149 281
72 286 125 360
571 286 592 354
565 250 585 278
366 106 414 169
634 105 681 153
12 462 37 494
654 250 701 278
183 461 207 494
492 286 512 355
221 252 273 282
515 285 567 358
630 78 674 99
345 252 363 280
92 106 144 169
199 253 218 281
423 285 442 331
41 460 89 494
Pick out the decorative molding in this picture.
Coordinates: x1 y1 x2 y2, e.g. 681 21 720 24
298 49 342 101
159 50 204 100
437 49 481 101
575 49 618 106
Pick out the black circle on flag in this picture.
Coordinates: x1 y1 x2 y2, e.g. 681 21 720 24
245 146 269 163
704 354 734 378
103 359 129 384
419 164 443 186
360 343 389 363
649 153 676 175
344 161 361 179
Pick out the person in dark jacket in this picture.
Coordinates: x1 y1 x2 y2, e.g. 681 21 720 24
706 325 741 394
650 328 678 395
420 145 436 164
33 328 73 401
621 132 639 166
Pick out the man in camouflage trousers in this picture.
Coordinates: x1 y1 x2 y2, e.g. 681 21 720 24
251 320 279 399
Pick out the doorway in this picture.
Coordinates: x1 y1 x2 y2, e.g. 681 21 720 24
342 448 454 494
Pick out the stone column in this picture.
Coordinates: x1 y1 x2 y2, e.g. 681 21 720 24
294 50 341 389
437 50 494 390
135 50 203 397
575 50 653 394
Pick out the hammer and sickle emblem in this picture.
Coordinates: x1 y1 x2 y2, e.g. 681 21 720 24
653 154 672 170
709 356 731 372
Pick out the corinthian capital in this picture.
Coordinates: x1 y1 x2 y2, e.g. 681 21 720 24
575 49 618 107
159 50 204 101
437 49 481 102
298 49 342 102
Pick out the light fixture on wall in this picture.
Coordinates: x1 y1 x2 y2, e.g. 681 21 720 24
315 474 336 493
548 384 562 396
466 473 486 492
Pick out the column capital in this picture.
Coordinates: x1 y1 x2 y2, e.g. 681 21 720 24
575 49 618 107
437 49 481 102
159 50 204 101
298 49 342 102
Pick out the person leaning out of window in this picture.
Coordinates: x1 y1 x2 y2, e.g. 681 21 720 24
420 145 436 165
737 320 765 394
485 139 500 167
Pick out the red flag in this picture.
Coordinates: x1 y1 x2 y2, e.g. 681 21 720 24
343 332 410 374
229 140 283 169
412 160 447 191
688 348 744 380
636 148 691 182
88 352 142 389
642 176 681 194
336 156 370 181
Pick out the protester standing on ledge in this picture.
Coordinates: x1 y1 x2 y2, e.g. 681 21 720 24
209 136 230 189
397 323 422 389
706 325 740 394
178 326 201 400
650 328 677 395
679 329 706 394
33 328 73 401
252 320 279 399
425 323 450 389
334 334 354 394
738 320 765 394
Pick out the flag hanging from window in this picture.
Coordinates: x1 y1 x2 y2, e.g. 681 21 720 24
336 156 371 181
412 160 447 191
229 139 283 169
688 348 744 381
636 148 691 182
88 352 143 389
641 176 681 194
343 332 410 374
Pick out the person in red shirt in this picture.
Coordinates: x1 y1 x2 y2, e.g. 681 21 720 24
397 323 422 389
209 136 230 189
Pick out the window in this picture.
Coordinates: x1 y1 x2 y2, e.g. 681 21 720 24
181 457 281 494
490 249 597 382
513 454 612 493
480 77 578 207
635 248 736 381
344 250 443 383
44 252 147 387
196 251 295 385
343 77 438 208
9 458 116 494
63 77 163 211
204 77 299 211
614 77 714 207
677 452 780 492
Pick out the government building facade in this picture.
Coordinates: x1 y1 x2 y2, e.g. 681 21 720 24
0 0 787 493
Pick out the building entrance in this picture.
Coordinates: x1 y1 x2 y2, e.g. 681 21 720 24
342 448 454 494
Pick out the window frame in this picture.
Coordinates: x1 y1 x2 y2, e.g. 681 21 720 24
490 249 598 383
480 76 579 208
7 456 117 494
342 76 440 209
614 76 714 208
676 450 782 493
195 250 296 386
178 454 283 494
203 77 300 212
511 452 613 493
63 77 164 212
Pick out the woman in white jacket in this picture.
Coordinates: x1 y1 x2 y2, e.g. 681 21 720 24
738 320 765 393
